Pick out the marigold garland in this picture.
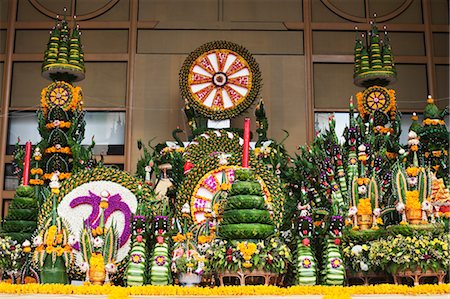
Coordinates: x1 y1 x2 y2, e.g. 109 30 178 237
0 283 448 299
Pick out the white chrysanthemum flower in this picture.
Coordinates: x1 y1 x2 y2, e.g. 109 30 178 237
22 240 31 247
348 206 358 217
373 208 381 217
351 245 363 255
105 263 117 274
360 261 369 271
80 262 89 272
358 185 367 195
408 131 417 139
396 202 405 212
68 235 77 246
33 235 43 247
92 236 104 248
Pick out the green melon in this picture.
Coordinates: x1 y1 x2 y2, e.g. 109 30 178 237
221 209 272 225
224 195 265 210
219 223 274 239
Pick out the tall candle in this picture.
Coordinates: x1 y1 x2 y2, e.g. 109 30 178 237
23 141 32 186
242 118 250 168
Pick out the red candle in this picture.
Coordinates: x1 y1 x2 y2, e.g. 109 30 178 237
242 118 250 168
23 141 32 186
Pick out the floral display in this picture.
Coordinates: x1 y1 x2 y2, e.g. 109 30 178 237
208 237 291 274
1 17 449 298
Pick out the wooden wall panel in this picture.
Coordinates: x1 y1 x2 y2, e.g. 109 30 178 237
433 33 449 57
0 30 5 53
313 31 355 55
17 0 67 21
131 54 186 174
389 32 425 56
435 65 449 110
369 0 423 24
11 62 48 107
83 0 130 21
138 0 218 21
77 62 127 107
0 0 8 22
0 62 3 106
314 63 361 109
15 30 48 53
223 0 303 22
394 64 428 110
311 0 347 23
138 30 304 55
430 0 449 25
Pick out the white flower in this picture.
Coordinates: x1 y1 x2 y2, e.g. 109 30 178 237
348 206 358 217
396 202 405 212
407 176 418 186
408 139 420 146
422 200 431 211
49 180 60 189
398 148 405 155
92 237 104 248
100 190 110 198
182 202 190 214
358 185 367 195
22 240 31 247
373 208 381 217
33 235 43 247
105 263 117 274
80 262 89 272
55 144 61 150
53 120 61 127
358 144 366 152
68 235 77 246
300 210 309 217
217 153 230 165
360 261 369 271
351 245 363 255
408 131 417 139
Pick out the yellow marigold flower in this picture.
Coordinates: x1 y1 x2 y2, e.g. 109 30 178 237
406 167 420 177
405 190 421 210
357 198 372 215
242 262 252 268
56 246 65 256
45 245 54 254
99 201 109 209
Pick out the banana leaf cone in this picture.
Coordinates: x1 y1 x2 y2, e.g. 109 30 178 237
40 254 68 284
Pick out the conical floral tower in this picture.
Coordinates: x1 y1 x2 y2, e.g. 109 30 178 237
354 20 397 128
419 96 449 184
30 11 94 225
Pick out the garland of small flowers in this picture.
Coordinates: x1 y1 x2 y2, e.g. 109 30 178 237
179 40 262 120
184 130 242 163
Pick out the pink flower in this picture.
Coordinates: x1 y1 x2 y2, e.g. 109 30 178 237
173 247 184 259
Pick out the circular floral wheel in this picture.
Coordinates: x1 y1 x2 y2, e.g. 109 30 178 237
362 86 392 114
180 40 261 120
41 81 81 113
